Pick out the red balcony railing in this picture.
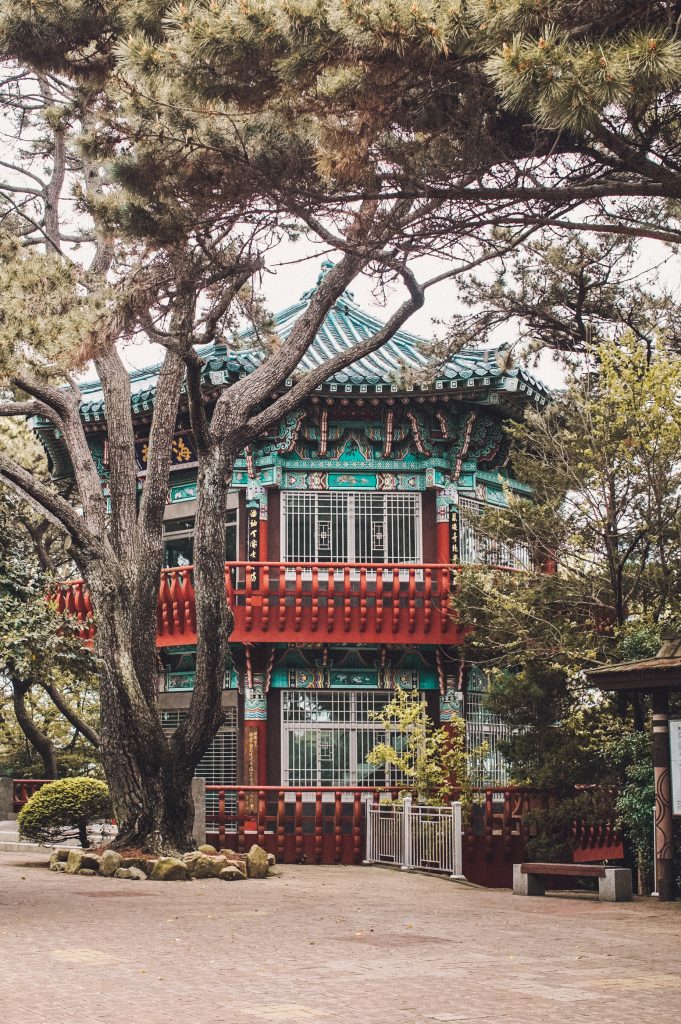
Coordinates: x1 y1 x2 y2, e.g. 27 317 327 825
54 561 463 647
12 778 51 813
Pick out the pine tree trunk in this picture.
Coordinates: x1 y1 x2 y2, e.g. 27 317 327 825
88 564 198 854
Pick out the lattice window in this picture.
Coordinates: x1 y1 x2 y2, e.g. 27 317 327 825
282 491 421 564
458 497 532 570
161 707 237 787
281 690 415 787
464 669 511 787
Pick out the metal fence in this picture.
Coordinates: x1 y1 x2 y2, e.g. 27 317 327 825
365 796 464 878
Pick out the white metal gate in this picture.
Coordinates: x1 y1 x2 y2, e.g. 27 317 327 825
365 796 464 878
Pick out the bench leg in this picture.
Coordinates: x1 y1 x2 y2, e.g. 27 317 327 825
513 864 545 896
599 868 633 902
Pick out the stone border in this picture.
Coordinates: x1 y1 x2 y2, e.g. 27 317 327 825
50 843 279 881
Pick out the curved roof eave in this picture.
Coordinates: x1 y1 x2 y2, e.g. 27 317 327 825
71 290 551 424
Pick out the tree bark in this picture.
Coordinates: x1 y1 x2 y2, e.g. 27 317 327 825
12 681 59 779
85 556 197 853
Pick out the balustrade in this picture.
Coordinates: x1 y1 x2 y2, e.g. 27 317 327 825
205 785 399 865
54 560 462 646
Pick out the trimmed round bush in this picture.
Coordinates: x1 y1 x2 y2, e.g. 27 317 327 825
18 777 112 847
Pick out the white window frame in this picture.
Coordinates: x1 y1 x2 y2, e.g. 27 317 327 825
280 689 417 788
281 490 422 567
458 496 532 570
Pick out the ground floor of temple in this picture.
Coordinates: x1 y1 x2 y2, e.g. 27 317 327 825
158 643 510 793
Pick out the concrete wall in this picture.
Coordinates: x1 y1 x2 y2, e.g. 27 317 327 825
0 778 15 820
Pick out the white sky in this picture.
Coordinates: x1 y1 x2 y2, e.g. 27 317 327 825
118 235 570 389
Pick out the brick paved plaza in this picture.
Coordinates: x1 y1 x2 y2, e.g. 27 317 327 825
1 852 680 1024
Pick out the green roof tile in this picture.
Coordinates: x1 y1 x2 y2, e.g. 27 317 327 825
73 278 549 421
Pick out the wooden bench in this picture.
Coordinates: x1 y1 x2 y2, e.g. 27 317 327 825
513 862 632 902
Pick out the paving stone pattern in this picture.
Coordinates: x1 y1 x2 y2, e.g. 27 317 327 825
1 853 680 1024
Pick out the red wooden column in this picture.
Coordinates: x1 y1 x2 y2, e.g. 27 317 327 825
435 491 460 565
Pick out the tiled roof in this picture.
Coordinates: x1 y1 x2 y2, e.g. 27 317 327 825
76 274 550 423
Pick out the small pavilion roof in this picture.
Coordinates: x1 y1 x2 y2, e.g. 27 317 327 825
587 633 681 691
75 271 550 424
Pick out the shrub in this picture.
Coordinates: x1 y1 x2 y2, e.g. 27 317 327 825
18 777 112 848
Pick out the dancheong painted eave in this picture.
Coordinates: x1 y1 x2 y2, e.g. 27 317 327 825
64 270 550 426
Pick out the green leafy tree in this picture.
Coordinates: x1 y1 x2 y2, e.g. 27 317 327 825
0 489 101 778
453 337 681 863
366 687 478 812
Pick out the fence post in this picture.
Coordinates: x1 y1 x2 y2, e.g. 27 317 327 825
401 795 412 871
363 795 373 864
450 801 465 880
191 777 206 847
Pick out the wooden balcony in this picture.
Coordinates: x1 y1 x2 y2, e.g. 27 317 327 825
54 560 463 647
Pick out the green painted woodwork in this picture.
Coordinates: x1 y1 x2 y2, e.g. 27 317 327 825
270 665 438 690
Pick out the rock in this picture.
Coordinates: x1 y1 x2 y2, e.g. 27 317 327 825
127 867 147 881
225 858 248 875
65 850 101 875
99 850 123 877
246 844 269 879
120 857 155 876
197 844 218 855
184 852 229 880
114 867 133 879
77 868 98 876
149 856 188 881
219 865 246 881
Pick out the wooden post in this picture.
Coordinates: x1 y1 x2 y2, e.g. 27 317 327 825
243 679 267 815
652 690 675 902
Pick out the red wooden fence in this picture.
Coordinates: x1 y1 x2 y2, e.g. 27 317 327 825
11 780 624 884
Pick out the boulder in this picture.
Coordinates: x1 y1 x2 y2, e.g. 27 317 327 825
197 844 218 855
184 853 229 880
65 850 101 875
99 850 123 877
246 844 269 879
128 867 147 881
77 868 98 876
225 857 248 875
149 857 188 881
114 867 133 879
120 856 155 876
219 865 246 881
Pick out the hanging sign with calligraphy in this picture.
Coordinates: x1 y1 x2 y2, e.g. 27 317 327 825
450 506 460 564
135 431 197 471
247 504 259 585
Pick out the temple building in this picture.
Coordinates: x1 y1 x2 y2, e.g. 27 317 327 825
42 269 550 799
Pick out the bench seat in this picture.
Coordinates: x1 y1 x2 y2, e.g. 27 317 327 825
513 861 632 902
